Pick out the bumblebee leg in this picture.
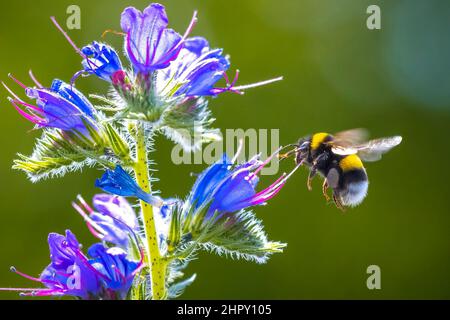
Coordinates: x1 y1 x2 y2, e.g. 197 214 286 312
322 180 330 202
307 170 316 191
332 192 346 212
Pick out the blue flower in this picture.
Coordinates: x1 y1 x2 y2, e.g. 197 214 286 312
158 37 230 97
120 3 196 73
6 78 97 137
7 230 101 298
73 194 138 249
88 244 141 299
81 42 123 82
95 166 163 207
187 150 299 220
5 230 142 299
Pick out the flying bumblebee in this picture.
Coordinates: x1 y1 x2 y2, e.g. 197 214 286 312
280 129 402 210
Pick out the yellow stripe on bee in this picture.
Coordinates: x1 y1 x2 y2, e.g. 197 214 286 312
310 133 329 150
339 154 364 171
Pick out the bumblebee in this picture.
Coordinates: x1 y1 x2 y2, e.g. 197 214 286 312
281 129 402 210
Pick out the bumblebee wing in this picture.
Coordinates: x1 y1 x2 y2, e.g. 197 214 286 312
355 136 402 162
329 128 370 155
331 145 359 156
333 128 369 147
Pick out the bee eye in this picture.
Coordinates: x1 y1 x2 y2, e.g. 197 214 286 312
299 141 309 151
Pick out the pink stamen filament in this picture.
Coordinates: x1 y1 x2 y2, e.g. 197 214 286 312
72 202 107 238
28 70 43 88
11 99 43 113
9 99 46 125
50 16 84 57
239 159 304 206
0 287 43 291
76 195 94 213
181 11 198 42
156 11 198 64
10 267 43 283
8 73 27 89
2 82 23 101
248 146 285 180
230 70 240 87
220 70 244 95
51 16 101 85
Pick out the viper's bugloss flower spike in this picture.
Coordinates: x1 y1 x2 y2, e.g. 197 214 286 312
95 166 164 207
3 76 98 139
120 3 197 73
81 42 124 82
187 147 301 220
73 194 139 249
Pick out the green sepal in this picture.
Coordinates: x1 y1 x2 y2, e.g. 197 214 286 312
12 128 110 182
104 123 131 161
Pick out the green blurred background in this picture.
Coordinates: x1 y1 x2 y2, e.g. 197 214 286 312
0 0 449 299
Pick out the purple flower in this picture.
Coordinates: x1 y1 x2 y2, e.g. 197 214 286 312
88 244 141 299
92 194 138 230
3 230 143 299
188 149 300 220
5 230 101 298
4 77 97 137
81 42 123 82
95 166 163 207
120 3 196 73
73 194 138 248
158 37 230 97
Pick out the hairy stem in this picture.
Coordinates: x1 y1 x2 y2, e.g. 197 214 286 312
133 123 167 300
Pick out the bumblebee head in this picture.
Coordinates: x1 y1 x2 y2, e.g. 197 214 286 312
297 138 310 152
295 137 311 164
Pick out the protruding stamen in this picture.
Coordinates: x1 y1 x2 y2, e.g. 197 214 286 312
76 195 94 213
50 16 84 57
221 70 244 95
0 287 41 292
157 10 198 64
230 69 240 88
72 202 107 239
8 73 27 89
11 99 43 113
249 146 284 179
2 82 22 101
181 11 198 43
233 76 283 91
231 139 244 163
28 70 43 88
8 99 46 125
10 266 43 283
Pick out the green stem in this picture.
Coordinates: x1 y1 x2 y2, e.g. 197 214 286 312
133 123 167 300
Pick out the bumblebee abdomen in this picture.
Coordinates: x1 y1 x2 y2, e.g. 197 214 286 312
337 169 369 207
339 154 364 172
